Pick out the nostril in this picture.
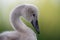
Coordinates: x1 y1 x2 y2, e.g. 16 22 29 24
33 14 35 17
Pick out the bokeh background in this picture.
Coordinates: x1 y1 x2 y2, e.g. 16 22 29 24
0 0 60 40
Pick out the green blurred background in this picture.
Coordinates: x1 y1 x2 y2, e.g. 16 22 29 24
0 0 60 40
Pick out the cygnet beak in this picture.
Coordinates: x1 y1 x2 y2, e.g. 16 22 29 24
31 19 40 34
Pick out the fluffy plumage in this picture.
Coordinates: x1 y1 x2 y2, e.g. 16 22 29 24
0 4 39 40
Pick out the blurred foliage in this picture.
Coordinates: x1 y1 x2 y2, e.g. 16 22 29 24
0 0 60 40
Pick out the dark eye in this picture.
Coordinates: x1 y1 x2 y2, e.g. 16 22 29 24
33 14 35 17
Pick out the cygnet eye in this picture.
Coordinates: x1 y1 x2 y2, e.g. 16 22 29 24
33 14 35 17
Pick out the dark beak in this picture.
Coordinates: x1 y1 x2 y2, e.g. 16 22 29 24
31 19 40 34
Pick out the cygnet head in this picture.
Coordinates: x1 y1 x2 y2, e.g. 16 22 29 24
21 4 40 34
11 4 40 34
